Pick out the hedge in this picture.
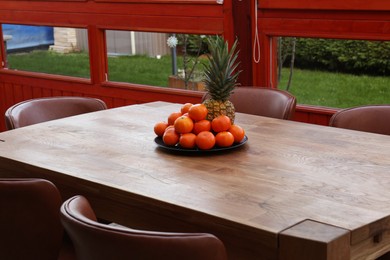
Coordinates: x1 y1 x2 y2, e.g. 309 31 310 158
281 38 390 76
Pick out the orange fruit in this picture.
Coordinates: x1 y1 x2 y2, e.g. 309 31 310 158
229 124 245 143
193 119 211 135
188 104 208 121
154 121 169 137
211 115 231 133
168 112 182 125
195 131 216 150
174 116 194 134
164 125 175 133
215 131 234 147
181 103 193 114
179 133 197 149
162 129 179 146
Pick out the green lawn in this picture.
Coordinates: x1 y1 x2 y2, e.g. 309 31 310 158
7 50 390 108
107 54 172 86
278 68 390 108
8 50 91 78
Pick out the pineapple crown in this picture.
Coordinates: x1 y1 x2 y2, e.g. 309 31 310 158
203 36 241 101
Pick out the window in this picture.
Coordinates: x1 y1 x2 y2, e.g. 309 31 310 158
2 24 90 78
104 30 210 91
277 37 390 108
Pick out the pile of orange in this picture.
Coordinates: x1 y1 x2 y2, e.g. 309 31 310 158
154 103 246 150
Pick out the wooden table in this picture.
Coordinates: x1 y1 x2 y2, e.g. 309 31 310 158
0 101 389 260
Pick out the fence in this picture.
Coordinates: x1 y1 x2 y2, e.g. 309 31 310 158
76 29 170 57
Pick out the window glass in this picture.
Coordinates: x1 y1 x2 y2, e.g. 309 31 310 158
2 24 90 78
105 30 209 91
277 37 390 108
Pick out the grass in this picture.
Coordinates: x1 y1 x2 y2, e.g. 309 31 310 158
7 50 390 108
107 54 172 86
8 50 91 78
278 68 390 108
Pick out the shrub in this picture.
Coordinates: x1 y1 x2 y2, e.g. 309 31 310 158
282 38 390 76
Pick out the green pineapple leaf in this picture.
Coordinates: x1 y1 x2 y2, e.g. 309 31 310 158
203 36 241 101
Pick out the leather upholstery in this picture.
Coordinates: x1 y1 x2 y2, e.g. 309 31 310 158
329 105 390 135
202 87 297 120
61 195 228 260
5 96 107 130
0 178 75 260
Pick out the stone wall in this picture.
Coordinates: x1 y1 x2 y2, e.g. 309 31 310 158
49 27 77 53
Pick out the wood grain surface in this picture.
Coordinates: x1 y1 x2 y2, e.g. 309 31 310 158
0 101 389 259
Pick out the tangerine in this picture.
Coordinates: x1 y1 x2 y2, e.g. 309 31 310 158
164 125 175 133
168 112 182 125
162 129 179 146
195 131 216 150
180 103 193 114
193 119 211 135
174 116 194 134
179 133 197 149
188 104 208 121
229 124 245 143
211 115 231 133
215 131 234 147
154 121 169 137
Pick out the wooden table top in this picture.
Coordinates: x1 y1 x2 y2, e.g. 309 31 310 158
0 101 389 259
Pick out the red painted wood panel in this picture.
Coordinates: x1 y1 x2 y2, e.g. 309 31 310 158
232 0 253 87
0 74 204 132
0 0 229 125
258 15 390 40
252 3 390 123
0 0 386 132
293 105 336 126
0 1 222 16
260 0 390 11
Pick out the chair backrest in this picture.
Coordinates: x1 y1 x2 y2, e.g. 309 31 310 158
0 178 64 260
5 96 107 130
329 105 390 135
60 195 227 260
202 87 297 120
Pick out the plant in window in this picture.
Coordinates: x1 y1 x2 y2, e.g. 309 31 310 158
167 34 208 90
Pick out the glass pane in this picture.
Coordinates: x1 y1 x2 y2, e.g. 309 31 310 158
106 30 210 91
2 24 90 78
277 37 390 108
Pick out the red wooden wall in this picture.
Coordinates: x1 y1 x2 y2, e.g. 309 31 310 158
0 0 234 131
251 0 390 124
1 0 389 131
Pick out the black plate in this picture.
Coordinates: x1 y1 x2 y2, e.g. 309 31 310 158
154 135 248 153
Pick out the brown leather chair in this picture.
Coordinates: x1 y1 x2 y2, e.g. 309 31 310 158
329 105 390 135
60 195 227 260
202 87 297 120
0 178 75 260
5 96 107 130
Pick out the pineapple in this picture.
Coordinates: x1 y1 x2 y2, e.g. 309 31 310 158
202 36 241 123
